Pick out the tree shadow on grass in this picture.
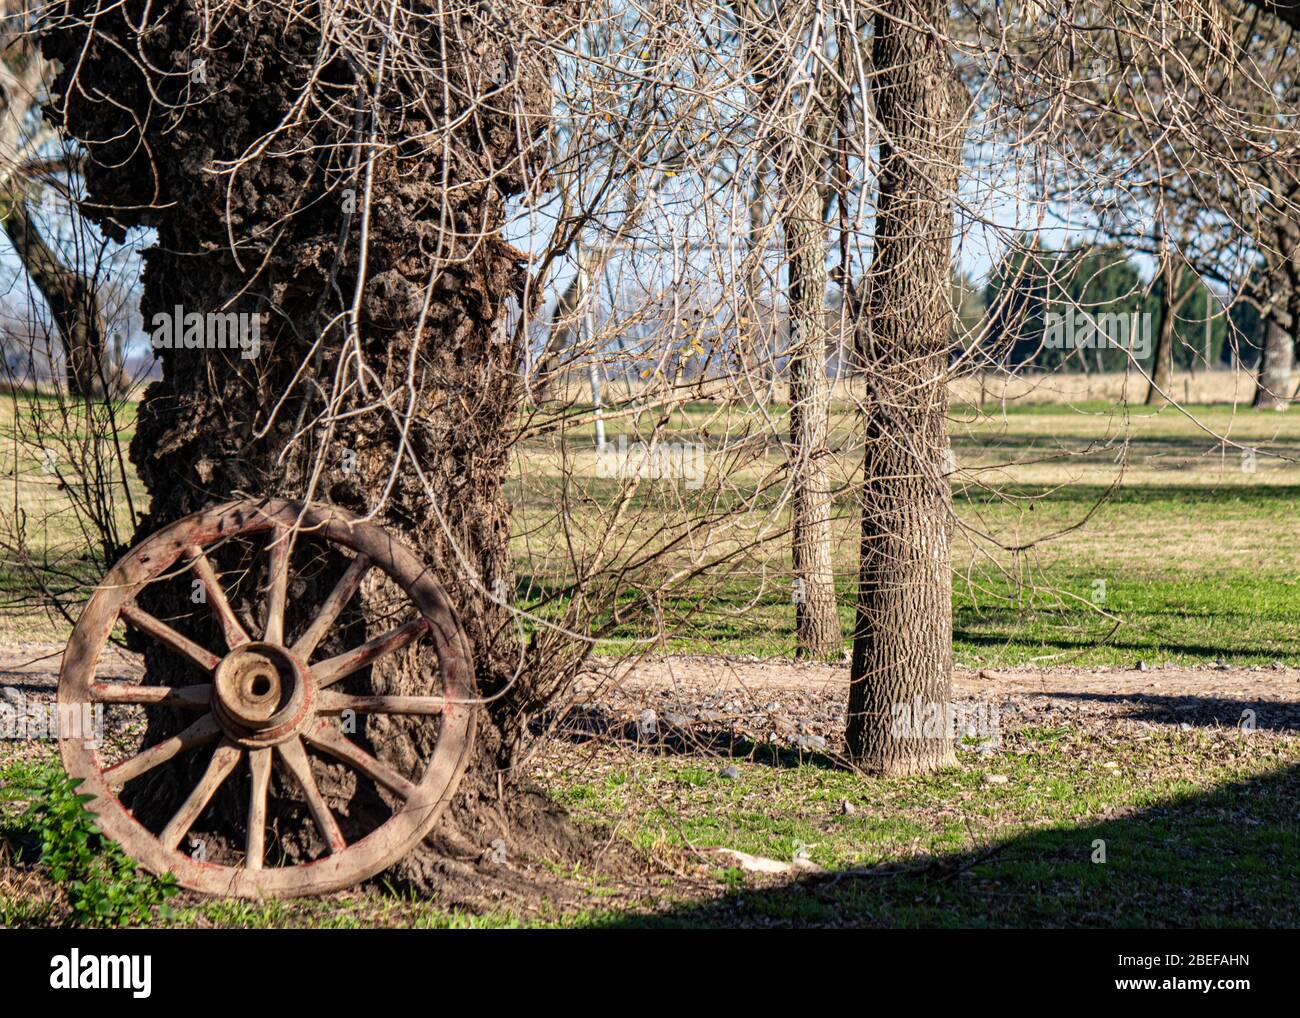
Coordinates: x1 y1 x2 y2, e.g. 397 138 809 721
586 763 1300 928
954 627 1300 662
543 703 843 771
1038 691 1300 733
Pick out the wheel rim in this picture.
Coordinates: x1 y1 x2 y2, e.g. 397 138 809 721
57 499 476 898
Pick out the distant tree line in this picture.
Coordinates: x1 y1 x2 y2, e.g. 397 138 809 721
975 241 1263 373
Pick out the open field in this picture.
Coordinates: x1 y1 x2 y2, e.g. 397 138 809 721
517 383 1300 667
0 387 140 641
3 371 1296 664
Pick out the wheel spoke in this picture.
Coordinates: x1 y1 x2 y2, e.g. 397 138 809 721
311 618 430 689
91 681 211 710
105 713 221 788
277 736 346 854
159 739 242 851
303 719 417 800
291 554 371 661
263 524 291 646
316 691 445 716
187 545 250 650
246 748 271 871
120 603 221 672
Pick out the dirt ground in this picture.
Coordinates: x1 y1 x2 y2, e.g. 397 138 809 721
6 640 1298 772
3 642 1297 725
562 654 1300 755
589 654 1300 700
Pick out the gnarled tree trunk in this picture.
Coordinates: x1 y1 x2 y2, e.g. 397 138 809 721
43 0 584 897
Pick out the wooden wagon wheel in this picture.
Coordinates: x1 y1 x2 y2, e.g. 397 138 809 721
57 499 476 898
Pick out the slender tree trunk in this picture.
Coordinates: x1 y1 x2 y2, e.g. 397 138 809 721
1 186 108 396
784 178 842 659
744 167 772 390
534 241 615 402
1253 307 1293 410
846 0 966 774
1290 293 1300 399
533 272 584 401
44 2 583 895
738 0 843 660
533 175 654 402
1146 256 1176 405
746 149 780 409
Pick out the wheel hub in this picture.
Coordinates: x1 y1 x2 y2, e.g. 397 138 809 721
212 642 312 745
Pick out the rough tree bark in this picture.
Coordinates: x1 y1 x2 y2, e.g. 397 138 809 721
43 1 586 897
783 172 843 660
846 0 967 774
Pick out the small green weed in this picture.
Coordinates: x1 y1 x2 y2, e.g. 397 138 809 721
12 765 177 927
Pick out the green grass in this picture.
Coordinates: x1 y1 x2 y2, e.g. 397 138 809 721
574 488 1300 666
164 896 639 929
512 400 1300 667
5 380 1300 927
7 714 1294 928
540 720 1300 928
4 390 1300 926
948 484 1300 667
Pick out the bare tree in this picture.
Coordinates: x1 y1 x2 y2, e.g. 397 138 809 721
0 2 113 397
1016 2 1300 407
844 0 968 773
736 0 843 659
17 0 1300 895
